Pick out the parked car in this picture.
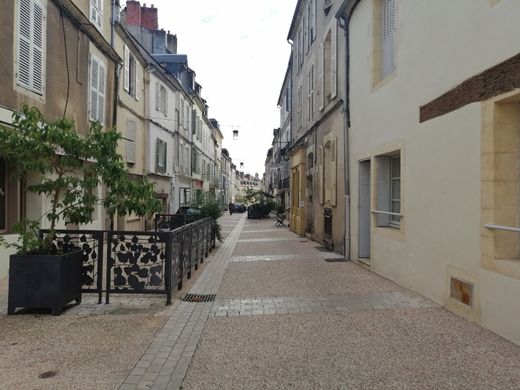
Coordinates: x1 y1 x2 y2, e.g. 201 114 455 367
232 203 247 213
157 206 202 231
175 206 202 216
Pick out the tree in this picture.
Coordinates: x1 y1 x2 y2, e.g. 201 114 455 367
0 105 161 254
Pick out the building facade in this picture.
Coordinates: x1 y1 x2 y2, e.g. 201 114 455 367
288 0 346 252
337 0 520 345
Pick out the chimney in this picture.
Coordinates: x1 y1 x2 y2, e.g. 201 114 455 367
141 3 158 30
123 0 141 27
166 31 177 54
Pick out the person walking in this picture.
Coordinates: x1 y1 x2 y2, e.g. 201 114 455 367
229 202 233 215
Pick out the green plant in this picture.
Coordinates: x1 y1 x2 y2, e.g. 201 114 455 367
199 199 223 242
0 105 161 254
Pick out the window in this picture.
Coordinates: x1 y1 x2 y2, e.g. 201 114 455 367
16 0 46 96
90 0 103 31
89 55 106 125
124 45 138 99
308 0 316 46
322 30 331 107
376 152 401 227
320 134 337 206
307 65 314 122
298 27 303 69
155 138 167 174
175 109 180 131
156 84 168 115
126 119 136 164
379 0 395 80
298 84 303 131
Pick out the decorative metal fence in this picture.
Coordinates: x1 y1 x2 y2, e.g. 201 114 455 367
40 217 215 305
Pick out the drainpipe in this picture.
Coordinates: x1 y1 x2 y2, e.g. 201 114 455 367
337 0 361 260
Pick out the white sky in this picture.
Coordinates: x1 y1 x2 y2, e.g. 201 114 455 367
126 0 298 176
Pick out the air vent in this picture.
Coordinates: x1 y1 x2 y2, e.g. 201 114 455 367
450 277 473 306
182 293 216 303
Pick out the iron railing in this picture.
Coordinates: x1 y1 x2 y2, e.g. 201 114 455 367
40 216 215 305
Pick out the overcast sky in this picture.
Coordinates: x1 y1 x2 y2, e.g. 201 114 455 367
127 0 297 176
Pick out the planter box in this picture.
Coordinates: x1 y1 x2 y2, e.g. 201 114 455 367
8 250 83 315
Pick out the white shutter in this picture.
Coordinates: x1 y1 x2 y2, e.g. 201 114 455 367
331 20 337 99
17 0 32 90
164 88 168 115
382 0 395 78
135 65 139 101
319 43 324 111
32 0 44 94
126 119 136 164
89 57 99 121
89 56 105 125
330 137 337 207
97 60 105 125
319 145 324 205
17 0 45 95
123 45 129 92
376 156 391 226
155 82 160 111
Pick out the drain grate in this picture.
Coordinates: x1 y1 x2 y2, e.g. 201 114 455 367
182 293 216 303
324 258 347 263
299 240 308 243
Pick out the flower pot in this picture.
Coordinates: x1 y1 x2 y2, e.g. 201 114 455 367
8 250 83 315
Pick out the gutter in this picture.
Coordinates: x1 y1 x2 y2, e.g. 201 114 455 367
336 0 362 260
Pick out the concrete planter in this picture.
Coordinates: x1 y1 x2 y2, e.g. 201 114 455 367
8 250 83 315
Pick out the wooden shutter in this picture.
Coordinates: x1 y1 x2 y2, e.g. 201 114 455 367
97 60 105 124
126 119 136 164
330 137 337 207
382 0 395 78
123 45 129 92
155 138 160 173
376 156 391 226
331 20 337 99
319 145 324 205
162 141 167 173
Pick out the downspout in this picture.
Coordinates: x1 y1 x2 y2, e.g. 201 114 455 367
110 0 120 231
337 0 361 260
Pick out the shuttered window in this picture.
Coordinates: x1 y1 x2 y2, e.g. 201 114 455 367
331 20 337 99
155 138 167 174
126 119 136 164
16 0 46 96
89 55 106 125
376 152 401 227
323 135 337 207
90 0 103 31
382 0 395 78
307 65 314 122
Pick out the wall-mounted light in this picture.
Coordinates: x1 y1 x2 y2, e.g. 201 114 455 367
240 162 244 168
233 129 239 140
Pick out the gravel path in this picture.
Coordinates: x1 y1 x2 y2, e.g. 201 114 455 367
0 314 165 389
183 308 520 390
180 218 520 390
219 260 405 298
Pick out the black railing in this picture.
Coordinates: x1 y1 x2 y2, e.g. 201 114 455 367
40 216 215 305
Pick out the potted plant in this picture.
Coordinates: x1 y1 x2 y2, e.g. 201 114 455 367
0 106 161 315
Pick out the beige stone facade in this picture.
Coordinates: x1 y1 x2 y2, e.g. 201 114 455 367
337 0 520 344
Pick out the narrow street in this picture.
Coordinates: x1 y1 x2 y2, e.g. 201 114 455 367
120 214 520 390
